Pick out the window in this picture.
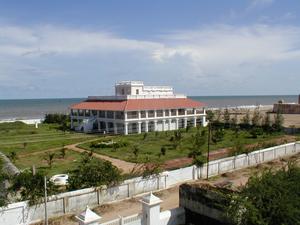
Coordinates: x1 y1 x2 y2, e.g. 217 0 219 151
136 89 139 95
122 89 125 95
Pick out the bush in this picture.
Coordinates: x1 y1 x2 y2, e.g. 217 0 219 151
225 163 300 225
43 113 70 124
90 140 129 149
67 158 122 190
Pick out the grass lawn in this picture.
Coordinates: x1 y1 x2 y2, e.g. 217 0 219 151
78 127 290 163
14 149 86 176
0 122 98 155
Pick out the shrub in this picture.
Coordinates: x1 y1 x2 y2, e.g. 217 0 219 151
67 158 122 190
43 113 70 124
225 163 300 225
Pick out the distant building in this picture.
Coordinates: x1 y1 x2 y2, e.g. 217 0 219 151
70 81 207 134
273 94 300 114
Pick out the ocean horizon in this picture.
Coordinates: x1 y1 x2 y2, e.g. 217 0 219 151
0 95 298 120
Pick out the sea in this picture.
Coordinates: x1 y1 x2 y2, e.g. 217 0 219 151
0 95 298 121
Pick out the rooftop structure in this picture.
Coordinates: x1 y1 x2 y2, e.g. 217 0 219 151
70 81 206 134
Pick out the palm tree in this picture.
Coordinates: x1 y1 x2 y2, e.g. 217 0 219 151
44 152 56 168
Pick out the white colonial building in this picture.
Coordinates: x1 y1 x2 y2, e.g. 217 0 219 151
70 81 207 134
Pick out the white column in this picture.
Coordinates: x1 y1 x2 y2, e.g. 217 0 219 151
162 110 165 118
176 109 178 117
140 193 162 225
193 117 197 127
138 111 141 120
105 111 107 118
98 120 101 131
114 123 118 134
138 122 142 134
169 109 172 117
176 118 179 129
105 122 109 133
202 115 207 127
145 110 148 119
124 111 128 120
162 119 166 131
145 121 149 132
124 122 128 135
70 118 74 129
154 120 157 131
154 110 157 118
162 120 167 131
168 119 172 131
184 117 188 128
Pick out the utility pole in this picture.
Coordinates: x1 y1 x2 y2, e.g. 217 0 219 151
206 122 211 180
44 176 48 225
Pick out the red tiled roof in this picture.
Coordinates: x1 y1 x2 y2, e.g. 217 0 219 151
70 98 205 111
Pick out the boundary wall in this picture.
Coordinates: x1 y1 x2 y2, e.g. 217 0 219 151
1 142 299 225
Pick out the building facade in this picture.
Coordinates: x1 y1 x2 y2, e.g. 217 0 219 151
70 81 207 134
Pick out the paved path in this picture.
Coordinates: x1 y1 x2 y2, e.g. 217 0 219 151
17 138 138 174
66 142 138 173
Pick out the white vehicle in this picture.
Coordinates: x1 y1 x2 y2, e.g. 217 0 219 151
50 174 69 186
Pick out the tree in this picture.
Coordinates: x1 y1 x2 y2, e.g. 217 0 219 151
273 111 284 131
223 108 231 127
225 163 300 225
67 158 122 190
230 138 245 156
141 161 163 178
170 130 182 149
211 124 225 143
9 170 57 205
44 152 56 168
249 127 263 139
241 110 251 128
160 146 167 156
252 108 262 127
0 159 9 207
8 151 18 163
43 113 70 124
206 110 215 122
262 113 272 132
189 129 206 167
132 145 140 158
143 132 148 140
60 148 67 159
231 113 238 128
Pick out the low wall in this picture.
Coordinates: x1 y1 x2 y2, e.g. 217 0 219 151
273 103 300 114
1 142 299 225
102 207 184 225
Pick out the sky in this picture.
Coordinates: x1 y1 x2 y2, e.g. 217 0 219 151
0 0 300 99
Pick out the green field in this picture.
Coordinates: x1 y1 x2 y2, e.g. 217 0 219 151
0 122 96 155
0 122 101 175
78 127 289 163
14 149 85 176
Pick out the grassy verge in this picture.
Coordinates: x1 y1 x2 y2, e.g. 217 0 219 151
0 122 97 155
78 127 288 163
14 149 85 176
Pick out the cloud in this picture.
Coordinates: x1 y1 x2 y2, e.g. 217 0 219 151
249 0 274 9
0 25 163 57
0 23 300 97
154 24 300 65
